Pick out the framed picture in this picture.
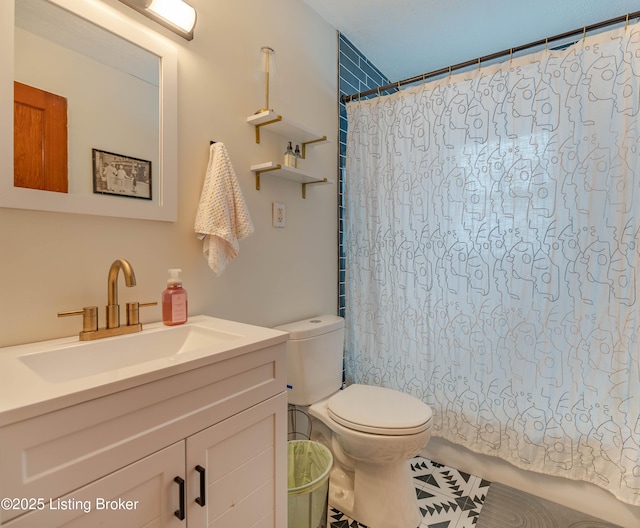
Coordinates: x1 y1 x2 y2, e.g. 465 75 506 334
92 148 152 200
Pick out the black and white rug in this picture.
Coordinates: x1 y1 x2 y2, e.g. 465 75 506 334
327 456 621 528
328 456 490 528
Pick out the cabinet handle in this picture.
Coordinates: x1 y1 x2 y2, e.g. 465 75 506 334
174 476 185 520
195 465 206 507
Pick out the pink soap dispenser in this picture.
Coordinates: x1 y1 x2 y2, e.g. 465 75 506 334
162 269 188 326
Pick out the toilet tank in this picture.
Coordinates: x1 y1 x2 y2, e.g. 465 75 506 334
275 315 345 406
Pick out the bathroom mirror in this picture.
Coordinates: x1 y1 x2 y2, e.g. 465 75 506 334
0 0 178 221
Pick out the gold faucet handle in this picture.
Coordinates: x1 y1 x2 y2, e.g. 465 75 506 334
126 301 158 326
58 306 99 333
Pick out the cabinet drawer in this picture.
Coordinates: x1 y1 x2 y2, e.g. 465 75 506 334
0 343 285 524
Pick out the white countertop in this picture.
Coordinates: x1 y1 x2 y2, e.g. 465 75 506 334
0 316 288 426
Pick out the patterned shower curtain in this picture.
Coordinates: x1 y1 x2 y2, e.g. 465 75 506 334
344 24 640 505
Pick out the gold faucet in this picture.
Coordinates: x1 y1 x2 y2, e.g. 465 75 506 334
58 258 157 341
106 258 136 329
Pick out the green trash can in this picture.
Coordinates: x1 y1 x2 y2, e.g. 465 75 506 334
287 440 333 528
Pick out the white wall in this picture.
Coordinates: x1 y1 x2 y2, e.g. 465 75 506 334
0 0 338 347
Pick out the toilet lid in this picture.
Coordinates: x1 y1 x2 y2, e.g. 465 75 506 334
327 384 432 436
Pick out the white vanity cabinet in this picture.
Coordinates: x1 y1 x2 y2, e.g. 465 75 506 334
0 336 287 527
4 441 185 527
186 394 285 526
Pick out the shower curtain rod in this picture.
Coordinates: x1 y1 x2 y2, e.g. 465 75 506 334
341 10 640 103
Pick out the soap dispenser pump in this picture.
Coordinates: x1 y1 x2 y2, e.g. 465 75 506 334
162 269 188 326
294 144 303 168
284 141 295 167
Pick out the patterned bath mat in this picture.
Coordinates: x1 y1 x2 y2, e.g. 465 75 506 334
412 458 491 528
327 457 491 528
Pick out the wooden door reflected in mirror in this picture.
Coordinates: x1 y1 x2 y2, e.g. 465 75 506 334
14 81 67 193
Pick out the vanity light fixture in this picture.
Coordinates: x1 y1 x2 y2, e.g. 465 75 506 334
118 0 197 40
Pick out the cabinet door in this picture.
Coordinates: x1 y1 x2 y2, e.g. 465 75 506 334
5 442 185 528
186 393 287 528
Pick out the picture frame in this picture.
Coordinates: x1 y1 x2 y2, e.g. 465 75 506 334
92 148 152 200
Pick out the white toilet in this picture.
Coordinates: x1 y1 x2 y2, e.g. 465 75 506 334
277 315 433 528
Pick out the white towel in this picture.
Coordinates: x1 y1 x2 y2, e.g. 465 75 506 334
194 143 254 276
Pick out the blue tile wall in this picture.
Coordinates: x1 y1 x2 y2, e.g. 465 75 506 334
338 34 390 317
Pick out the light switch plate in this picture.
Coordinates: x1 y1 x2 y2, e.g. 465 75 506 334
272 202 286 228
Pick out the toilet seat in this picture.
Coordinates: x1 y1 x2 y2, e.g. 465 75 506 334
327 384 432 436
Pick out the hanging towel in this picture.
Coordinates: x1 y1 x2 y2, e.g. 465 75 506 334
194 143 254 276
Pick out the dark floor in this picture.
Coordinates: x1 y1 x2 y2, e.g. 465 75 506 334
327 457 621 528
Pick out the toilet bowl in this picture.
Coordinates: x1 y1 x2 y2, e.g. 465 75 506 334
276 315 433 528
308 384 432 528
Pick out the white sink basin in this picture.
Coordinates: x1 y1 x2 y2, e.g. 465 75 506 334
0 315 289 427
18 324 242 383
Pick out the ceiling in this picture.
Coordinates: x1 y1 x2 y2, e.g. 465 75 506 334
304 0 640 84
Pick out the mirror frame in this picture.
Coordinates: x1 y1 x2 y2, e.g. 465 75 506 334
1 0 178 221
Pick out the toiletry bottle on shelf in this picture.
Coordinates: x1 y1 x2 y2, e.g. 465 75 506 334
162 269 188 326
294 145 302 168
284 141 295 167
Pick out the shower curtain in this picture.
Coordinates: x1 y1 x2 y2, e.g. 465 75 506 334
344 23 640 505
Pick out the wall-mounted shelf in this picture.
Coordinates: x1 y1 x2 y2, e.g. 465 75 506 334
247 110 331 198
247 110 327 155
250 162 333 199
